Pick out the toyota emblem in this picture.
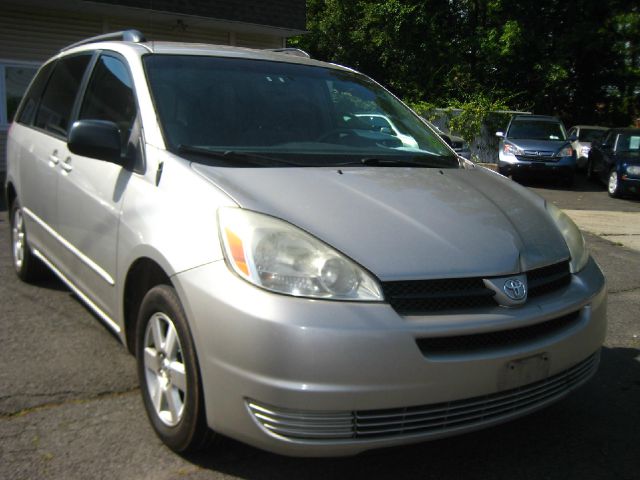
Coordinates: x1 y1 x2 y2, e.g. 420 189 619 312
503 279 527 300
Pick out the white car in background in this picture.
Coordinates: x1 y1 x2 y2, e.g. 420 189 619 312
567 125 608 169
355 113 419 148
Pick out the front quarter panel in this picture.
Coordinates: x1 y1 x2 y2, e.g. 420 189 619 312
116 147 237 325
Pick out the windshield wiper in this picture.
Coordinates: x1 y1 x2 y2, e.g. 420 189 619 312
334 156 455 168
177 145 302 167
361 157 429 167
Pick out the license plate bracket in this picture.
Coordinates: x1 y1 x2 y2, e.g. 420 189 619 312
497 353 551 391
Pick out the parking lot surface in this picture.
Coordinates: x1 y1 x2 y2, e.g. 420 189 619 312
526 174 640 252
1 174 639 480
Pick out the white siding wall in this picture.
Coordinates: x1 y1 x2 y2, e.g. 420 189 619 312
0 3 286 175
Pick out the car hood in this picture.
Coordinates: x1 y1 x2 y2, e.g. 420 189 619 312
193 165 570 280
505 139 569 152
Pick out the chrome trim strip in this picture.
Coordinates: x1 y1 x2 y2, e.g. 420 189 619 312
31 248 121 334
22 207 115 286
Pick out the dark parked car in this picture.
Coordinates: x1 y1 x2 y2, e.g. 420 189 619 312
497 115 577 185
587 128 640 197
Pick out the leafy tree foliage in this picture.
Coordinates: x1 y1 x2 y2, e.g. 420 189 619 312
291 0 639 128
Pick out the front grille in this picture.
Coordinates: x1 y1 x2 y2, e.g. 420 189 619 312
381 261 571 315
248 353 598 441
516 150 557 162
527 261 571 297
382 278 496 314
416 310 581 355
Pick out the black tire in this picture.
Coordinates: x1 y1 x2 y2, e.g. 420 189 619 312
9 199 49 282
607 168 621 198
136 285 214 452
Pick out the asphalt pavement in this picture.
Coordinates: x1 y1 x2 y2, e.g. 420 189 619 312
1 173 639 480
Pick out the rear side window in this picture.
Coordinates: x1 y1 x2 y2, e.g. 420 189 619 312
16 62 54 126
79 54 136 149
34 54 91 137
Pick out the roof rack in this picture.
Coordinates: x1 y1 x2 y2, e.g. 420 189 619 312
61 30 146 52
267 48 311 59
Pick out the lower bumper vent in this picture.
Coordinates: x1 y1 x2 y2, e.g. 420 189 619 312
248 352 598 442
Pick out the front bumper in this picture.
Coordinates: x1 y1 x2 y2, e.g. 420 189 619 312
174 257 607 457
499 154 575 179
620 176 640 195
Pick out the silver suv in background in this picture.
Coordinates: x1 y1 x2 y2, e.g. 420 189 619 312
497 115 577 185
6 32 606 457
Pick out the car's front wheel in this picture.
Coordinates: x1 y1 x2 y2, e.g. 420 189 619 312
136 285 213 452
608 168 621 198
9 199 48 282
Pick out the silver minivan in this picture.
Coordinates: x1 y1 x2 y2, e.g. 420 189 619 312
5 31 607 457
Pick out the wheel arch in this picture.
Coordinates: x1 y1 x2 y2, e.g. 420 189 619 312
123 257 173 354
5 181 17 212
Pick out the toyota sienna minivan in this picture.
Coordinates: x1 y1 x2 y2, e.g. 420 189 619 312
5 31 607 457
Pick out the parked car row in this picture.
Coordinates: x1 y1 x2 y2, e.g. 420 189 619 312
496 114 639 198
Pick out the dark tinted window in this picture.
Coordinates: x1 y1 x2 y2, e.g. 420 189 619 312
79 54 136 149
144 55 456 168
16 62 54 126
34 54 91 137
616 132 640 152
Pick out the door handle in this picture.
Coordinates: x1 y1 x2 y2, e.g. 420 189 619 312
48 151 59 166
61 157 73 173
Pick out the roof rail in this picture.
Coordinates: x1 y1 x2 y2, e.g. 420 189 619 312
267 48 311 59
61 30 146 52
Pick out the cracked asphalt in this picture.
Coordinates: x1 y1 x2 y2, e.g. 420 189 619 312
1 174 639 480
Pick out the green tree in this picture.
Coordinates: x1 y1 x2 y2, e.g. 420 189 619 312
291 0 639 128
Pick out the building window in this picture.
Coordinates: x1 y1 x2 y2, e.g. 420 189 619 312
0 61 39 127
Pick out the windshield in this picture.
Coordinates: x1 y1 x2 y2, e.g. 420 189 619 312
616 132 640 152
144 55 457 167
507 120 566 141
579 128 606 142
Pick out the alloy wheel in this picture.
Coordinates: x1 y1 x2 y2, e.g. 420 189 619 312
12 208 26 271
608 170 618 195
143 312 187 427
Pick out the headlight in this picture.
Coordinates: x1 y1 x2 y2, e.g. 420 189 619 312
626 165 640 176
556 145 573 157
218 207 383 301
545 203 589 273
503 143 522 156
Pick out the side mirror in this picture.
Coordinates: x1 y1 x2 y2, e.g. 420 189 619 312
495 131 504 138
68 120 123 164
